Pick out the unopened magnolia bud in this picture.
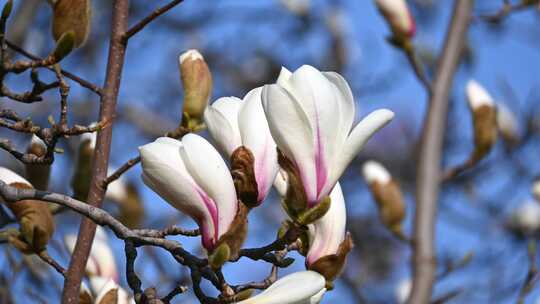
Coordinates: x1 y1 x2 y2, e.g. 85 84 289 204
508 201 540 236
532 178 540 204
362 161 405 236
466 80 497 163
496 102 519 146
72 126 96 200
375 0 416 41
117 182 144 229
395 278 411 304
25 135 51 190
0 167 55 254
51 0 92 48
279 0 310 16
1 0 13 21
179 49 212 129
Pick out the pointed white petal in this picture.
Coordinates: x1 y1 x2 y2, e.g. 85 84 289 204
331 109 394 188
239 87 279 202
180 134 237 240
204 97 243 156
139 137 217 248
276 66 293 88
307 183 346 265
237 271 326 304
273 169 289 198
262 84 317 203
286 65 345 202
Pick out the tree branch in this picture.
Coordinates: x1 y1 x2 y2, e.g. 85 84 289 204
409 1 473 303
61 0 130 302
123 0 185 41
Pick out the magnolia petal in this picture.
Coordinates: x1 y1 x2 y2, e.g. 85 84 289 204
0 167 31 186
306 183 346 265
286 65 344 201
466 80 494 109
204 97 243 156
276 66 293 88
262 84 317 203
322 72 355 138
375 0 415 37
237 271 326 304
180 134 237 240
273 169 289 198
139 137 216 248
239 87 279 202
331 109 394 187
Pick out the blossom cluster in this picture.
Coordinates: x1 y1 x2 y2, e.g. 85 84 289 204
139 59 394 302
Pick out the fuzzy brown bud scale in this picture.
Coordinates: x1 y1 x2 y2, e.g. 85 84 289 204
370 180 406 235
25 139 50 190
277 149 308 218
231 146 259 208
307 232 353 283
5 182 55 254
470 104 497 163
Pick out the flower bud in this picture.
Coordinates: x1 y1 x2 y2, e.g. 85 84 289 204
72 126 96 201
25 135 50 190
0 167 55 254
375 0 416 41
362 161 406 236
89 276 134 304
395 278 411 304
179 49 212 130
51 0 92 48
279 0 310 16
496 102 519 146
508 200 540 236
237 271 327 304
466 80 498 163
532 178 540 204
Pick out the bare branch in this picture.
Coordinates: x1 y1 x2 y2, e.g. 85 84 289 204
410 1 473 303
124 0 185 41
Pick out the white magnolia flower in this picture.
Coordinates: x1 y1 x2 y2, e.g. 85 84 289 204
374 0 416 38
237 271 326 304
466 80 494 110
139 134 238 251
64 226 118 282
90 276 134 304
204 87 279 205
263 65 394 208
306 183 346 265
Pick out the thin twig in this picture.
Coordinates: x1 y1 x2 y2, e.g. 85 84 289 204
477 0 537 23
123 0 185 41
37 250 66 277
5 40 103 96
410 1 473 303
516 240 540 304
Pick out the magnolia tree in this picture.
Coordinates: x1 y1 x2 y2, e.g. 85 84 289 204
1 0 540 303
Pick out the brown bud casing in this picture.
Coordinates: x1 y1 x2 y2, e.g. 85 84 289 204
307 233 353 282
97 289 118 304
212 202 249 265
4 182 55 254
71 138 94 201
117 183 145 229
277 149 308 218
370 179 406 235
179 50 212 129
52 0 92 48
231 146 259 208
25 138 51 190
470 104 497 163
